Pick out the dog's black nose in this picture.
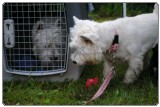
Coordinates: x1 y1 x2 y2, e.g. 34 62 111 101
73 61 77 64
53 57 58 60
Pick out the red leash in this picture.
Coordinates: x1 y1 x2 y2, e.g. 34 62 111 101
85 67 115 104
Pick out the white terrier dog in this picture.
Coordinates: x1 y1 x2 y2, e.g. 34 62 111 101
70 4 158 84
32 18 62 66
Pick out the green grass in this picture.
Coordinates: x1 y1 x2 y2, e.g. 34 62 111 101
3 61 158 105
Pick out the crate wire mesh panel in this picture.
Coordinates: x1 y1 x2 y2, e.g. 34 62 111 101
3 3 69 76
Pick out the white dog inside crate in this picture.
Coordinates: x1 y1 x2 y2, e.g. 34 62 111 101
32 18 63 67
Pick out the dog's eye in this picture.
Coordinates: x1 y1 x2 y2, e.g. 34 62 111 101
56 44 61 48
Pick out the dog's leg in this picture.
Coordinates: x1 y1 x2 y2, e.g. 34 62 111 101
123 57 143 84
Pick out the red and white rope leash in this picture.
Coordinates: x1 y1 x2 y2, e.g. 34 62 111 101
85 67 115 104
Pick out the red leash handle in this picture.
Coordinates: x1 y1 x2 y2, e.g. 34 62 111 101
85 67 115 104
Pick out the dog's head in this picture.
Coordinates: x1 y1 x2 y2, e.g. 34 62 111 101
69 16 103 65
32 18 62 66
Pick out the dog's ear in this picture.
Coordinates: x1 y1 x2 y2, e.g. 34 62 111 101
54 18 60 27
80 36 94 45
37 24 43 31
73 16 79 24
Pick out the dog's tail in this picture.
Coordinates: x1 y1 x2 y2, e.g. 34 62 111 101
153 3 159 14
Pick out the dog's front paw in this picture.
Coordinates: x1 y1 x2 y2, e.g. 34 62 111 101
123 73 137 84
123 77 134 84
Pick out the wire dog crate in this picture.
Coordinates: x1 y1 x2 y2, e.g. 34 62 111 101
3 3 88 81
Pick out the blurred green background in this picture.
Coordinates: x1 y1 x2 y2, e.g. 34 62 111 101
89 3 155 21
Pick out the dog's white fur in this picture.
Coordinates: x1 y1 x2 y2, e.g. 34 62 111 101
70 4 158 84
32 18 62 66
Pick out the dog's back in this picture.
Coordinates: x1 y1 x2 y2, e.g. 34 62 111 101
113 4 158 54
